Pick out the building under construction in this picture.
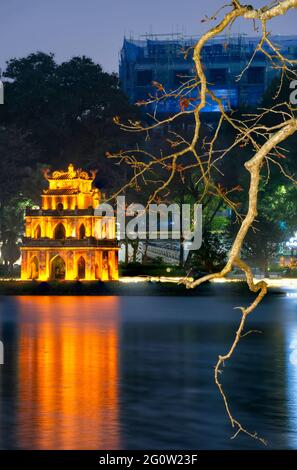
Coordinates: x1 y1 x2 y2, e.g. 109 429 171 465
119 34 297 114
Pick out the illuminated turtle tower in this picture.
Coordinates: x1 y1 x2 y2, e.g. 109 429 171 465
21 164 119 281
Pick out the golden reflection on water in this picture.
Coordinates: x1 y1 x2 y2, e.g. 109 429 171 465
16 296 120 449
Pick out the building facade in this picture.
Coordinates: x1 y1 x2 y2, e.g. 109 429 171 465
21 164 119 281
120 34 297 114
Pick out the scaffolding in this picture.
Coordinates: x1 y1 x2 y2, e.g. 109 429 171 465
120 34 297 113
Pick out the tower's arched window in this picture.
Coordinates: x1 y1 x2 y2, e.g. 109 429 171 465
34 224 41 239
54 222 66 240
79 223 86 240
30 256 39 280
56 202 64 211
50 255 66 280
77 256 86 279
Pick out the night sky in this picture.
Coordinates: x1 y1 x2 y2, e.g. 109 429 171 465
1 0 297 73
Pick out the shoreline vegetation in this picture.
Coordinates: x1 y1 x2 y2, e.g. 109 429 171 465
0 279 288 296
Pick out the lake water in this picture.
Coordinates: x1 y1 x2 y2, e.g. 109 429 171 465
0 286 297 449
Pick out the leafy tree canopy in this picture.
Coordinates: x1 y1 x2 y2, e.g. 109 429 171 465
0 52 138 190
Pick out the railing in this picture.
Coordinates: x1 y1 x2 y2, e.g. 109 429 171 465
26 208 96 216
22 237 118 248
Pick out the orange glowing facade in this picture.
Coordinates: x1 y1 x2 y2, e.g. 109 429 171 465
21 164 119 281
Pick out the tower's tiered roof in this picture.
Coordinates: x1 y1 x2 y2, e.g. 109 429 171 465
43 164 97 181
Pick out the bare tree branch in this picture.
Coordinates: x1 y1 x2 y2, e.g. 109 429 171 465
109 0 297 443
